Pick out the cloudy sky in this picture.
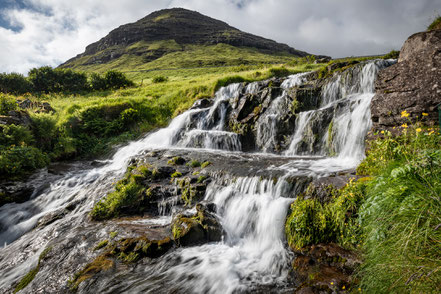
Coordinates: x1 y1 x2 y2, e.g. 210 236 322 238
0 0 439 74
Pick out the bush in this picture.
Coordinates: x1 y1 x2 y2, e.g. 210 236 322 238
152 76 168 83
28 66 89 93
89 73 108 91
0 73 32 95
0 146 49 177
428 15 441 30
30 113 58 152
213 75 247 93
0 124 33 146
0 94 18 115
104 70 134 90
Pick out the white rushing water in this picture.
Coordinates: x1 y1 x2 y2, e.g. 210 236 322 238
0 60 394 293
284 60 393 160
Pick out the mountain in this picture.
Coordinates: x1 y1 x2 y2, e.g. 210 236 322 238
60 8 312 72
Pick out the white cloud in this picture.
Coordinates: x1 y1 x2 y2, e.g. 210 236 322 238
0 0 439 73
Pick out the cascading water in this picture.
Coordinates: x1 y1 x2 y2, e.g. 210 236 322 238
0 59 394 294
285 59 395 159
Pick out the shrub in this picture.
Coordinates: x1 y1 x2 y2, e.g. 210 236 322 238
89 73 108 91
152 76 168 83
0 146 49 177
104 70 134 90
30 113 58 152
213 76 247 93
0 73 32 95
0 94 18 115
0 124 33 146
28 66 59 93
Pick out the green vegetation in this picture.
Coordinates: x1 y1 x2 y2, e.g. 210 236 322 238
200 161 212 168
14 247 52 293
286 118 441 293
428 15 441 31
0 66 134 95
171 171 182 178
152 76 169 83
69 255 114 290
186 160 201 168
285 179 368 251
93 240 109 251
382 50 400 59
90 165 151 220
167 156 186 165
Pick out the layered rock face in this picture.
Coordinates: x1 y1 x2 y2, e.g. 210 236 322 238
371 29 441 131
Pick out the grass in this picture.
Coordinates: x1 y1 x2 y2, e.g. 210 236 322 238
285 116 441 293
428 15 441 31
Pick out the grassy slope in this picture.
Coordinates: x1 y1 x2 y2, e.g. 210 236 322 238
63 42 296 74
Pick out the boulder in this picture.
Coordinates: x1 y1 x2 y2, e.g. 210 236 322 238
171 202 223 246
371 28 441 131
0 110 32 126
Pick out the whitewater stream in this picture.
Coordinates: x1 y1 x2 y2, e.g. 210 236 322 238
0 60 394 293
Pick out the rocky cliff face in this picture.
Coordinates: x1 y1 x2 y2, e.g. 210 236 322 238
371 29 441 131
61 8 309 67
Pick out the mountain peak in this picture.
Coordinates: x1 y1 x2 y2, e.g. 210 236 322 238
61 8 310 70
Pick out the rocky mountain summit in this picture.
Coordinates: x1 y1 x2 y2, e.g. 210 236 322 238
371 27 441 131
61 8 310 68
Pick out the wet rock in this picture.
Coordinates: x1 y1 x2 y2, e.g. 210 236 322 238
152 165 176 179
0 182 34 207
37 209 68 227
191 98 213 109
293 243 361 293
171 202 223 246
371 28 441 131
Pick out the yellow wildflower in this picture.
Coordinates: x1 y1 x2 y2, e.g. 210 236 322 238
380 130 385 134
401 123 408 128
416 128 422 132
422 112 428 116
331 282 334 285
429 131 435 135
401 110 410 118
342 285 346 290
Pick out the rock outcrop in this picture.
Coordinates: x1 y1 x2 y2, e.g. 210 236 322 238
371 28 441 131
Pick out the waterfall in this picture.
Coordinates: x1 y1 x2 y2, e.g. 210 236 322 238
0 59 395 293
284 59 395 160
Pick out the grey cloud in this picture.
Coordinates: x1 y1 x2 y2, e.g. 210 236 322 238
0 0 439 73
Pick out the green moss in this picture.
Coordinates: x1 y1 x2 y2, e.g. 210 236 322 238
167 156 186 165
200 161 212 168
69 255 114 290
93 240 109 251
14 247 52 293
171 171 182 178
197 175 208 183
109 231 118 239
186 160 201 168
90 165 152 220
